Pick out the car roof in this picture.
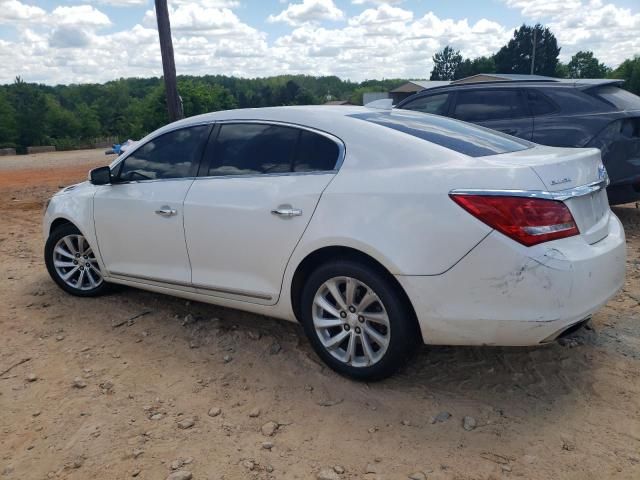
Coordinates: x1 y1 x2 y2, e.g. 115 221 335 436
402 78 624 95
131 105 537 165
153 105 386 138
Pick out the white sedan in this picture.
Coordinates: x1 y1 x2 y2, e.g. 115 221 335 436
43 106 626 380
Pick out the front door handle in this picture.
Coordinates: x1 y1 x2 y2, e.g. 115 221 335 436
271 207 302 217
155 206 177 217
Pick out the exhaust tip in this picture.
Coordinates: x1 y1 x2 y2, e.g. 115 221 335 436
541 317 592 344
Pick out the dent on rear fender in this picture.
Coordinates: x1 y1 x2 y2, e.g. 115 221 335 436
489 247 573 317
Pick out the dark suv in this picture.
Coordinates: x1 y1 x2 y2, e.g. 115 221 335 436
396 80 640 205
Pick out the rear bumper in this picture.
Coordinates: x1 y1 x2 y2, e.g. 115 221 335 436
397 213 626 346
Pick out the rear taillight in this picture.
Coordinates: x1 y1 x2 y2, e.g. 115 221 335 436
450 194 579 246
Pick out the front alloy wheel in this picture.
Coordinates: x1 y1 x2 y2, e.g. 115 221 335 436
53 234 103 291
301 260 419 381
45 224 108 297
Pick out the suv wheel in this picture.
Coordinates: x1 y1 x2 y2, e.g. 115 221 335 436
300 259 418 381
45 224 109 297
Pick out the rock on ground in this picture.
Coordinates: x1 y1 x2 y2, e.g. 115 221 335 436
261 421 278 436
166 471 192 480
317 468 340 480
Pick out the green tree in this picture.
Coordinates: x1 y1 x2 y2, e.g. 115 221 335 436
610 56 640 96
75 103 101 139
494 24 560 77
453 56 496 79
430 46 463 80
0 90 18 147
0 75 414 152
45 95 81 140
555 62 569 78
567 51 610 78
293 88 316 105
178 80 237 116
9 77 49 149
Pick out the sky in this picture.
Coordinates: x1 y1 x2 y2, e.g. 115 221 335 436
0 0 639 85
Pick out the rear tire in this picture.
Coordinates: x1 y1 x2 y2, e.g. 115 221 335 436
300 259 419 381
45 224 110 297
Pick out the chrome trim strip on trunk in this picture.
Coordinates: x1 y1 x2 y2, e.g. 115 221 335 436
449 179 609 202
108 271 273 301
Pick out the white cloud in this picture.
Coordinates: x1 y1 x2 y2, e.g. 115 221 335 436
172 0 239 6
268 0 344 26
349 4 413 26
503 0 640 66
0 0 46 23
0 0 638 85
50 6 112 28
352 0 403 4
49 27 92 48
503 0 582 18
89 0 238 6
143 4 261 38
93 0 148 7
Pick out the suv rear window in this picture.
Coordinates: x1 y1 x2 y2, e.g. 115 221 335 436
589 86 640 111
350 111 531 157
400 93 450 115
453 89 527 122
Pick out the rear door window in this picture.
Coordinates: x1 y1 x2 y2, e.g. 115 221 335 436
207 123 341 176
294 130 340 172
400 93 451 115
526 90 557 116
453 89 528 122
208 123 298 176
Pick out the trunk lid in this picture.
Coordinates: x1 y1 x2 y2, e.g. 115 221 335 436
487 145 610 244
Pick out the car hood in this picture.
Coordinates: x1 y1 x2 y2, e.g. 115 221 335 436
54 180 93 197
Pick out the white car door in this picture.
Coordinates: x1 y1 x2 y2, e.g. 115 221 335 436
94 124 211 285
183 122 343 304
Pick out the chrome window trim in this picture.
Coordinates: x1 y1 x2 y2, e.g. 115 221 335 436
110 119 346 182
195 170 337 181
109 177 197 186
449 178 609 202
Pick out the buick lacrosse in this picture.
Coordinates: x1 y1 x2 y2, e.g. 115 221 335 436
43 106 626 380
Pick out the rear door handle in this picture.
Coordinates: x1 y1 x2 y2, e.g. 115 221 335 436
155 206 177 217
271 207 302 217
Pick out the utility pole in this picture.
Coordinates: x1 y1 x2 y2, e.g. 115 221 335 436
155 0 183 121
530 26 537 75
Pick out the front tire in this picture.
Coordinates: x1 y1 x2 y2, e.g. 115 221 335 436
45 224 109 297
300 259 419 381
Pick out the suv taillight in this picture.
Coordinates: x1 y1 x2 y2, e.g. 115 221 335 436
450 194 579 246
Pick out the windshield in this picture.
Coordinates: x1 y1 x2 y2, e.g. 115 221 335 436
349 110 532 157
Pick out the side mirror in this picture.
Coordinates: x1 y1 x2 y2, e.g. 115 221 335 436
90 166 112 185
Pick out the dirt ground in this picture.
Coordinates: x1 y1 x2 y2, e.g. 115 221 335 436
1 149 639 480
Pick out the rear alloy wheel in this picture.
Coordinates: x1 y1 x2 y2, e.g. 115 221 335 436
45 224 109 297
301 260 418 380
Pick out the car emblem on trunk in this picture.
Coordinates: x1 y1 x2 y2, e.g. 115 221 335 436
597 164 608 182
551 177 571 186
